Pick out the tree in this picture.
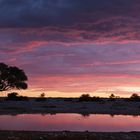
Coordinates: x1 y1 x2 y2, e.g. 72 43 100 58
79 94 91 101
109 94 115 99
40 93 45 98
6 92 28 101
130 93 140 101
109 94 116 101
7 92 19 98
36 93 46 101
0 63 28 92
130 93 139 99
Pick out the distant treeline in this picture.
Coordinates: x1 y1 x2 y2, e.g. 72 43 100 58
2 92 140 102
79 93 140 102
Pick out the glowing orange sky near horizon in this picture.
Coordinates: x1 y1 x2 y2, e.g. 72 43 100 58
1 73 140 98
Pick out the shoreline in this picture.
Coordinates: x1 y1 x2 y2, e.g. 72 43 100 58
0 98 140 139
0 98 140 115
0 130 140 140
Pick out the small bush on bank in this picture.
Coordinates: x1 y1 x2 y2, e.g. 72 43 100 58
108 94 116 101
124 93 140 102
8 92 18 98
79 94 102 102
79 94 92 101
6 92 28 101
130 93 140 101
18 96 28 101
92 96 102 102
35 93 47 102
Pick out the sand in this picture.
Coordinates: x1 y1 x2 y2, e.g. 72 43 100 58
0 98 140 115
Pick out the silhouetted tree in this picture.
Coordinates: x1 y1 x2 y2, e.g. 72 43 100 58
6 92 28 101
109 94 116 101
109 94 115 98
130 93 139 99
130 93 140 101
7 92 19 98
40 93 45 98
36 93 46 102
79 94 91 101
0 63 28 92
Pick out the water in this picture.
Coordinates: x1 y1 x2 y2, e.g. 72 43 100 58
0 113 140 132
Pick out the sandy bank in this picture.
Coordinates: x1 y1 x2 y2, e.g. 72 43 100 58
0 98 140 115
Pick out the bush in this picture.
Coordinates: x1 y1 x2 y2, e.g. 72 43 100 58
79 94 102 102
92 96 102 102
18 96 28 101
6 92 28 101
7 92 18 98
40 93 45 98
130 93 140 101
79 94 92 101
108 94 116 101
35 93 46 102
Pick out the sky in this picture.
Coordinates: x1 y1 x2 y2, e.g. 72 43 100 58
1 0 140 97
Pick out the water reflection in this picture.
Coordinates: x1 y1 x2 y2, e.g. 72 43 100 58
0 113 140 132
80 113 90 117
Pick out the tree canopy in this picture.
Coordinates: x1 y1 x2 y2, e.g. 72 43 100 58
0 63 28 92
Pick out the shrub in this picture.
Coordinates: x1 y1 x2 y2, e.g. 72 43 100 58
40 93 45 98
130 93 140 101
79 94 92 101
6 92 28 101
92 96 102 102
35 93 46 102
79 94 102 102
108 94 116 101
7 92 18 98
18 96 28 101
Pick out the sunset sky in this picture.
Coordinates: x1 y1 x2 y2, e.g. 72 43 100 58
1 0 140 97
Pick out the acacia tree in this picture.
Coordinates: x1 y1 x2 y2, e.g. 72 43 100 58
0 63 28 92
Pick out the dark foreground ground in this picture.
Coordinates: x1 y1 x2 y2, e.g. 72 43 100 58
0 131 140 140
